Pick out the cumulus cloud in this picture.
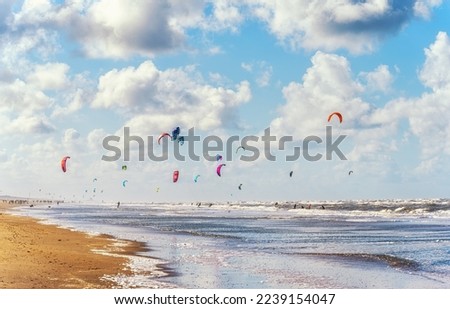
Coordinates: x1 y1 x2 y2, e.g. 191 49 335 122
0 27 58 69
6 115 55 135
63 128 80 143
0 78 53 114
268 51 407 178
269 36 450 178
5 0 443 59
70 0 187 58
10 0 189 58
0 69 91 130
87 128 108 151
271 51 369 138
269 32 450 175
414 0 442 18
419 31 450 91
51 87 88 118
11 0 241 59
92 60 251 133
360 64 394 93
384 32 450 171
246 0 434 54
26 62 70 90
62 128 83 154
407 89 450 164
0 0 448 199
354 32 450 174
201 0 245 32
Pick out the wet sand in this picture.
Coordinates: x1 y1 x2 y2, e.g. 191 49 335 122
0 201 148 288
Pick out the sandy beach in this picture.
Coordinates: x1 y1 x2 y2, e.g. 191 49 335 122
0 201 147 288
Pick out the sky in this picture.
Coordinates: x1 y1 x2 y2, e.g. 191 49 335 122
0 0 449 202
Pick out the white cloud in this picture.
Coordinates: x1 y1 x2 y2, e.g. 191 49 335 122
0 60 79 136
0 27 58 69
6 0 443 60
92 60 251 133
11 0 244 59
240 61 273 87
256 62 273 87
6 114 55 135
241 62 252 72
51 88 87 118
415 157 440 174
359 32 450 174
26 62 70 90
63 128 80 143
0 78 53 114
414 0 442 18
0 1 448 200
75 0 186 58
405 32 450 165
12 0 190 58
419 31 450 91
207 46 224 55
408 89 450 160
87 128 108 151
201 0 245 32
246 0 435 54
268 51 409 179
271 51 369 137
92 61 161 112
268 33 450 176
360 64 394 93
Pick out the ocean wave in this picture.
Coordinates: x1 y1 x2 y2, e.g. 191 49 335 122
301 252 421 271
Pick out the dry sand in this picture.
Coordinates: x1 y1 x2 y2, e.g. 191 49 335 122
0 201 147 288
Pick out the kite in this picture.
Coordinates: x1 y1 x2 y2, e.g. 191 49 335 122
61 156 70 173
216 163 226 177
171 127 180 141
173 170 179 183
158 133 171 145
327 112 343 123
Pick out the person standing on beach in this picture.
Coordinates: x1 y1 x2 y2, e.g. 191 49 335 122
117 201 120 208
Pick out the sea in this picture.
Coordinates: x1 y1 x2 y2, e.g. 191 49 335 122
11 199 450 288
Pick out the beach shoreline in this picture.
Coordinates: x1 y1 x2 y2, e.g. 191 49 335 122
0 201 163 289
3 199 449 289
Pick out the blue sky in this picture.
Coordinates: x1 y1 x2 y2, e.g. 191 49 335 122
1 0 449 202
